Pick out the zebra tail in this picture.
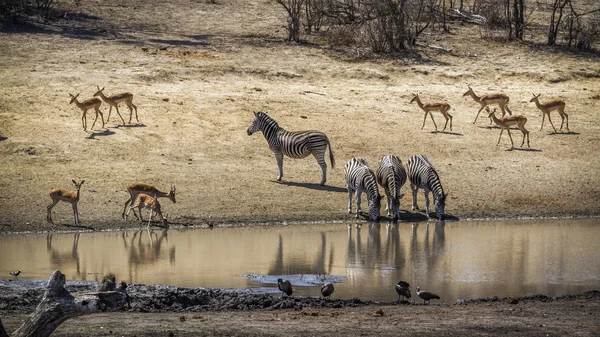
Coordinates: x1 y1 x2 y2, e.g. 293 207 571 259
328 140 335 169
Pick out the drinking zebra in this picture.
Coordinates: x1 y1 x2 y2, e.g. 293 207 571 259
376 155 407 221
406 154 447 220
344 157 382 221
247 111 335 186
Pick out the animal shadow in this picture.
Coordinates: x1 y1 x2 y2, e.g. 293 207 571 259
432 131 464 136
86 129 116 139
508 147 543 152
547 131 580 136
63 223 96 231
0 135 7 142
114 123 147 129
275 180 347 193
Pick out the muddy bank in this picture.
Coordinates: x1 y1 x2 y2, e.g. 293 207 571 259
1 278 599 316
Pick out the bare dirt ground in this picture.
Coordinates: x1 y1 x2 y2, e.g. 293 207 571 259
0 1 599 233
0 0 599 334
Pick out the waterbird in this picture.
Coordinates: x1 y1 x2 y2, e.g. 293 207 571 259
395 281 411 301
416 287 440 304
10 270 21 278
277 278 293 297
321 282 335 298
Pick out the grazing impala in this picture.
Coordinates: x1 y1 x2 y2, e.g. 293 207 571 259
125 193 169 228
409 93 453 132
530 93 569 132
69 93 104 131
122 184 176 220
487 108 530 149
47 180 85 225
93 86 138 125
463 85 512 124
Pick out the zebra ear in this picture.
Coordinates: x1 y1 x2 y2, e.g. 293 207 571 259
253 111 258 117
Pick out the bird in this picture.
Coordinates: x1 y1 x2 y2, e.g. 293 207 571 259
277 278 293 297
395 281 411 301
10 270 21 278
416 287 440 304
321 282 335 298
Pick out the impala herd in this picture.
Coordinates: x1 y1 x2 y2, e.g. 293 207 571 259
52 85 570 227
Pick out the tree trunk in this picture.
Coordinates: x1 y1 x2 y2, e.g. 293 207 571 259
1 270 126 337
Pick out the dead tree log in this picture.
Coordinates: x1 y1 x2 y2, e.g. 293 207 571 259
0 270 126 337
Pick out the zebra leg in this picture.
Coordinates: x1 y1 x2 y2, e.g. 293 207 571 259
355 189 363 218
385 189 392 216
424 189 431 218
347 187 354 214
274 151 284 182
410 183 419 211
312 152 327 186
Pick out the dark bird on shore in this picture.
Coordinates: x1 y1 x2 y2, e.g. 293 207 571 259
321 282 335 298
277 278 293 297
416 287 440 304
395 281 411 301
10 270 21 278
117 281 132 309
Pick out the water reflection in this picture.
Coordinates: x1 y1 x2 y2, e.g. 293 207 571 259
0 219 598 301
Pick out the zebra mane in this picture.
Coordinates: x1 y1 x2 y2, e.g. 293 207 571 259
255 111 279 129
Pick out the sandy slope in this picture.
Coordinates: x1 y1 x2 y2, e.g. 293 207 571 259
0 0 599 233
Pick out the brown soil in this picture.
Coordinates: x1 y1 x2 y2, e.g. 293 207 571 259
0 1 599 334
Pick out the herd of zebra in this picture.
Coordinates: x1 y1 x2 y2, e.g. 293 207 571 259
247 112 446 223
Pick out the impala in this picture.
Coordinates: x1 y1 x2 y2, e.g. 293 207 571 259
463 85 512 124
69 93 104 131
488 108 530 149
93 86 138 125
530 93 569 132
409 93 453 132
47 180 85 225
122 184 176 220
125 193 169 228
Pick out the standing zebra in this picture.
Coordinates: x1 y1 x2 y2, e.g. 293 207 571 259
247 111 335 186
344 157 382 221
406 154 447 220
376 155 407 221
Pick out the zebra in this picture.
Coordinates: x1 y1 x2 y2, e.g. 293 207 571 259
344 157 382 221
247 111 335 186
375 155 407 221
406 154 447 220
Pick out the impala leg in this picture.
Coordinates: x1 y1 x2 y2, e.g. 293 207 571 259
96 106 105 128
114 105 126 125
473 106 485 124
421 113 428 129
442 114 449 131
72 202 79 225
47 200 59 224
127 105 134 124
449 113 453 131
563 111 569 131
506 128 514 149
497 128 505 146
122 197 133 220
274 151 284 182
138 205 145 222
106 106 112 123
82 111 87 131
429 112 438 132
132 102 139 123
539 113 546 131
547 114 558 133
90 111 100 130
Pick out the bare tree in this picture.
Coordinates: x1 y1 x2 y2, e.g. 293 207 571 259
276 0 307 42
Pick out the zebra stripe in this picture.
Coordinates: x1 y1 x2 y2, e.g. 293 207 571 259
406 154 447 219
247 111 335 186
344 157 381 221
376 155 407 220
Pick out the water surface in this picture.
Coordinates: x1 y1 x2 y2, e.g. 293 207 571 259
1 218 598 301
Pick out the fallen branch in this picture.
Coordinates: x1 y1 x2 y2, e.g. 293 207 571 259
0 270 126 337
416 42 453 52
